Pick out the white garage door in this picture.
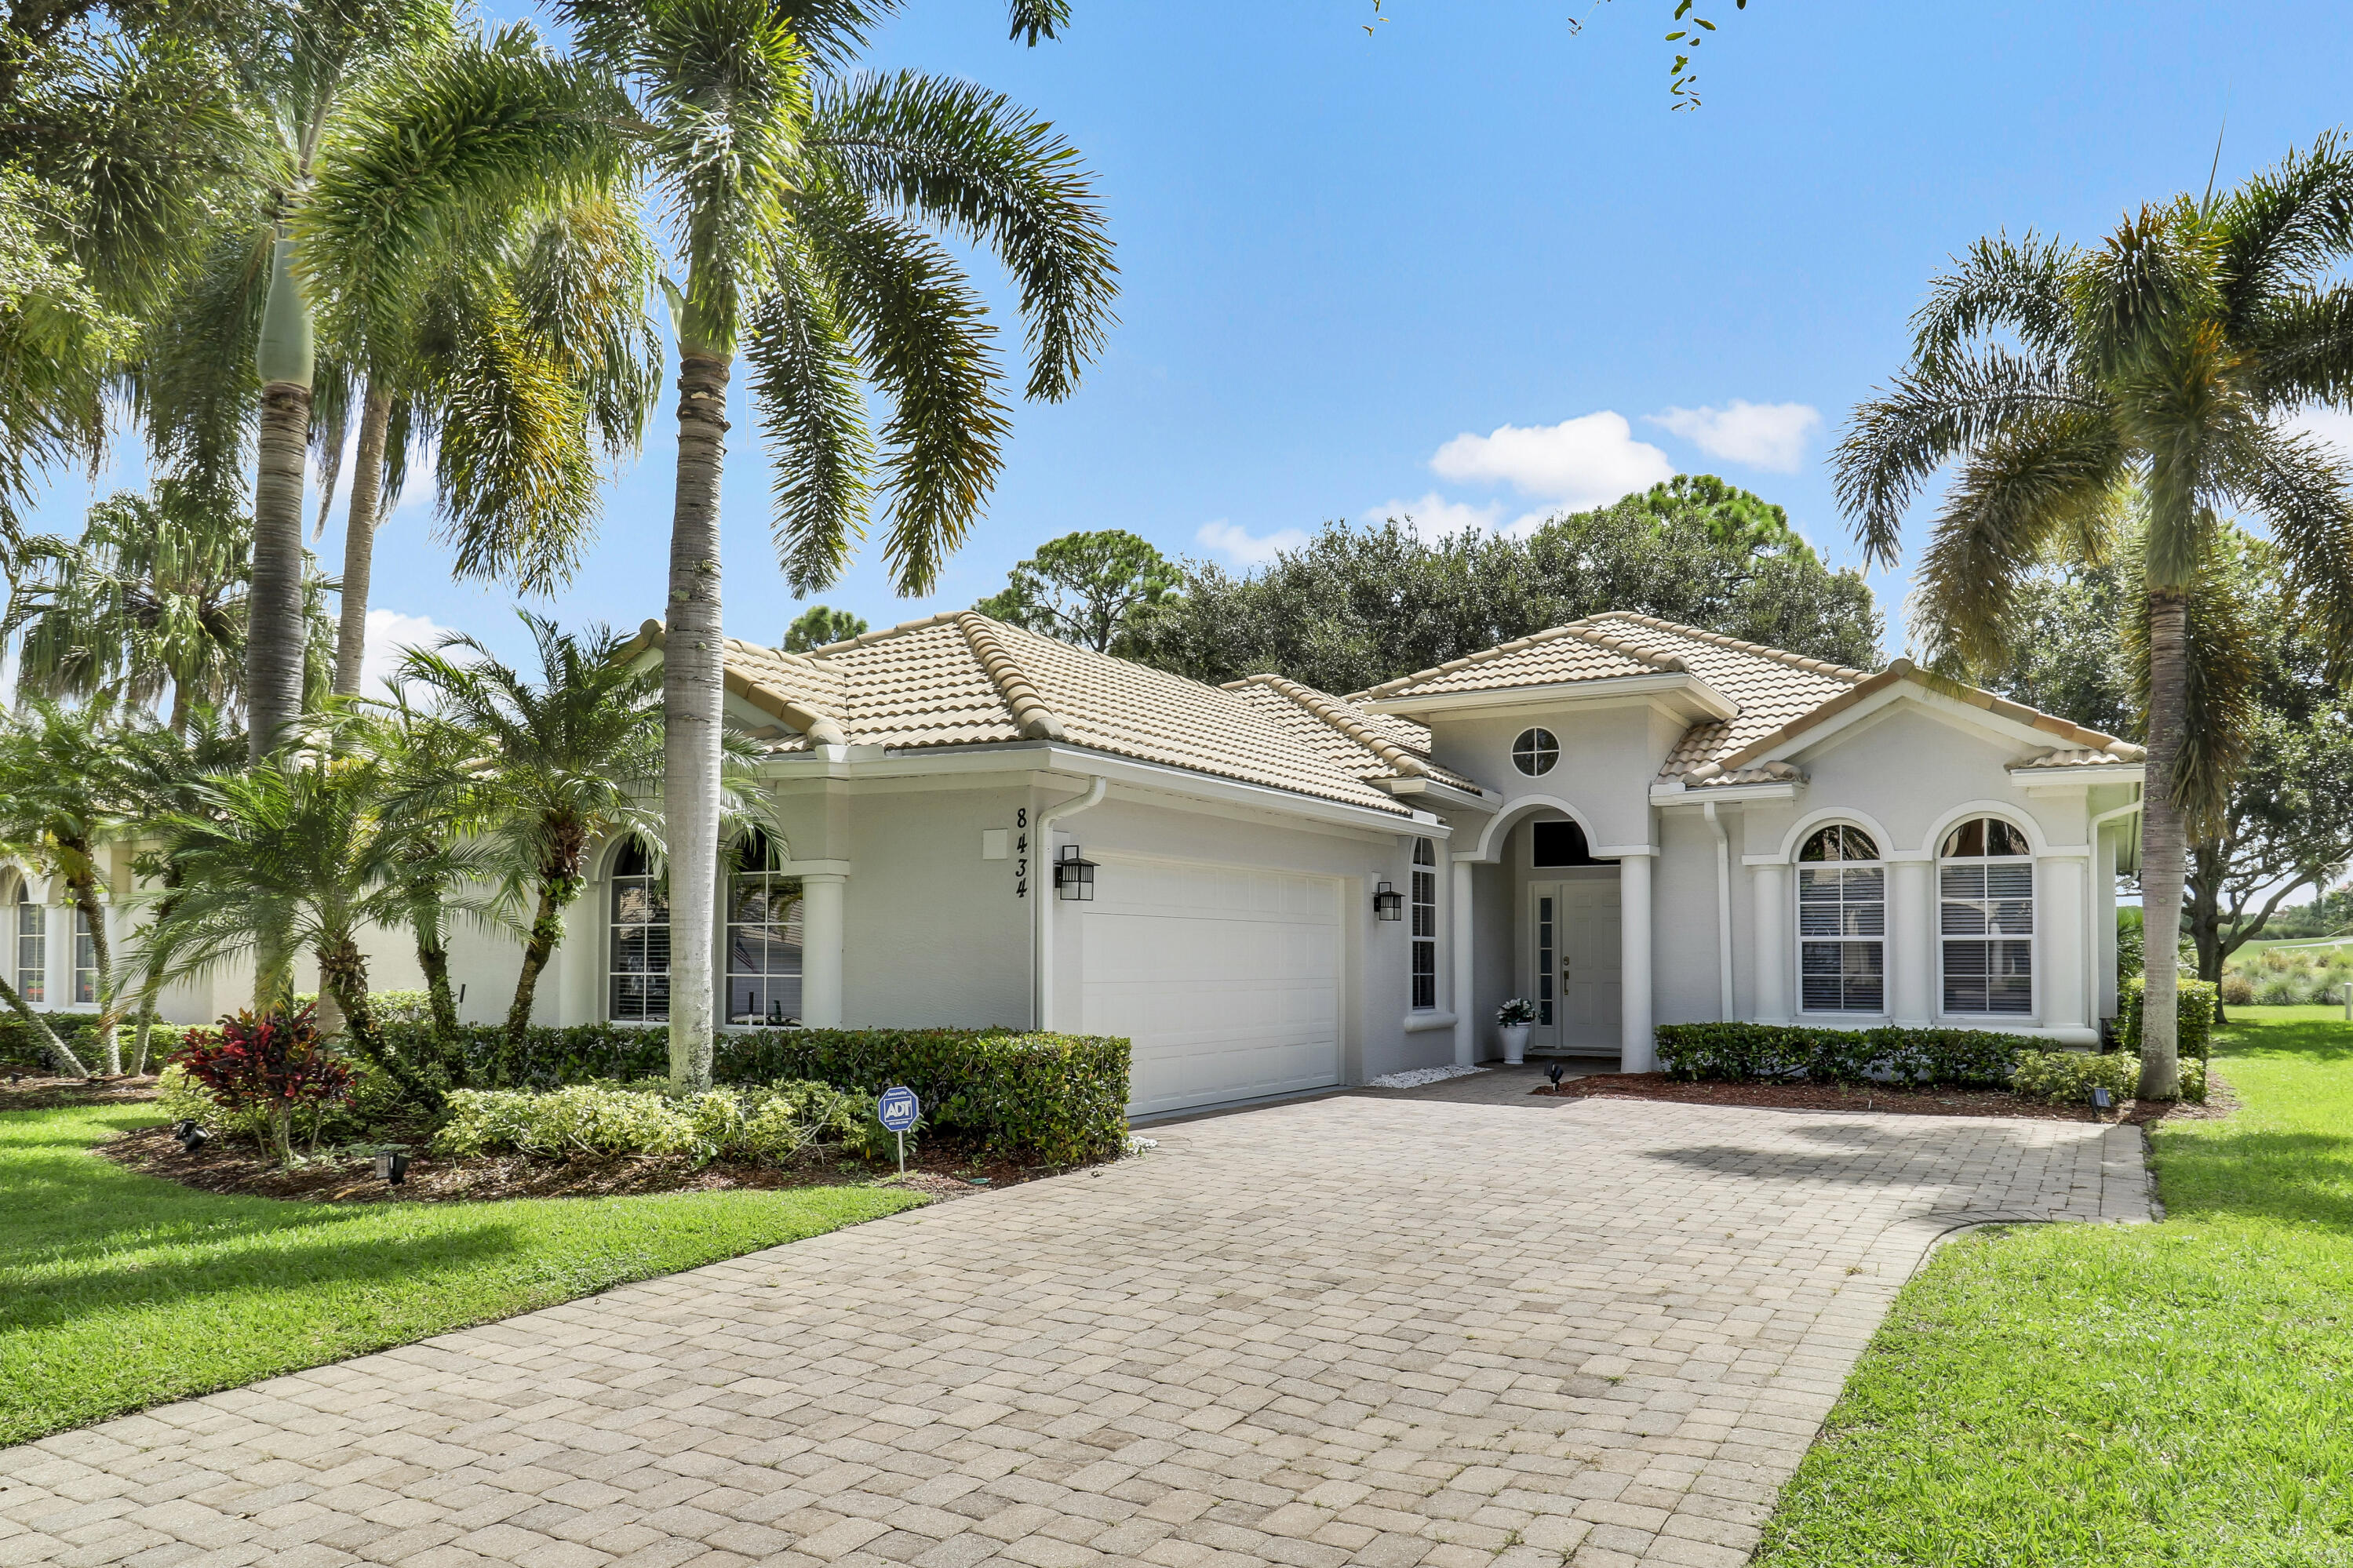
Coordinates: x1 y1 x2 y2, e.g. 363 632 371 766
1080 854 1343 1116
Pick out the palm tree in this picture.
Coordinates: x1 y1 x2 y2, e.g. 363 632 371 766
140 718 486 1110
0 699 142 1072
3 481 250 733
396 614 665 1067
1835 136 2353 1099
133 6 654 755
308 0 1117 1086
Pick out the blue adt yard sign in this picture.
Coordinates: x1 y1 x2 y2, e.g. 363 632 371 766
878 1086 920 1173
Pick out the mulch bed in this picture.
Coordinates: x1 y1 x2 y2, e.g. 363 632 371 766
9 1077 1087 1203
1533 1069 2237 1126
1 1072 167 1112
97 1122 1076 1204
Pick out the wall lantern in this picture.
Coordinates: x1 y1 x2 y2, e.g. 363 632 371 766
1371 881 1404 921
1054 844 1098 901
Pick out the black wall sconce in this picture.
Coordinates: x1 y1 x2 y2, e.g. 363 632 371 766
1371 880 1404 921
1054 844 1098 901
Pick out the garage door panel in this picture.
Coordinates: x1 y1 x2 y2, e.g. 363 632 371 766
1081 858 1343 1116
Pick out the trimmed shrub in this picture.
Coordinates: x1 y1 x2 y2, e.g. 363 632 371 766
366 1022 1131 1164
1654 1023 2034 1089
2119 976 2218 1060
431 1080 872 1166
167 1007 357 1162
2011 1049 2140 1104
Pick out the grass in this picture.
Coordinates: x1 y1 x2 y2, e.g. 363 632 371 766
0 1101 921 1446
1757 1006 2353 1568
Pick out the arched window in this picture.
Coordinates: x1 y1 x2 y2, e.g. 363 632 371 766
1940 816 2034 1015
1798 825 1884 1013
1409 839 1437 1010
14 884 42 1006
607 839 669 1022
727 831 803 1026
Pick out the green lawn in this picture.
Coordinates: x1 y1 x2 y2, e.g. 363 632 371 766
1 1101 920 1446
1757 1006 2353 1568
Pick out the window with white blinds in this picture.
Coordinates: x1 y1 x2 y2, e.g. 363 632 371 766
1798 825 1884 1013
1940 816 2034 1015
1410 838 1437 1010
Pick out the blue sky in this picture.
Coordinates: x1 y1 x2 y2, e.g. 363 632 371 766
29 1 2353 683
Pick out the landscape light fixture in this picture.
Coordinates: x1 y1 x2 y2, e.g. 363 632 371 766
375 1150 411 1185
1054 845 1097 902
2090 1086 2113 1113
177 1124 211 1153
1371 881 1404 921
7 1071 20 1086
1546 1062 1566 1090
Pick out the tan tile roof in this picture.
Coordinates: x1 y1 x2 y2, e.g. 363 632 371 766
630 613 1436 817
2012 744 2148 769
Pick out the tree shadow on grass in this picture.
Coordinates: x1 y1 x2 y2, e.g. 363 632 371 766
2158 1128 2353 1231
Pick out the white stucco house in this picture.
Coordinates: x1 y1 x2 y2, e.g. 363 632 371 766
9 609 2145 1117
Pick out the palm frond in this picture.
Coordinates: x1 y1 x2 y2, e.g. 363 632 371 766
1912 414 2127 669
1908 231 2081 369
508 194 663 458
2213 422 2353 671
744 229 877 592
810 70 1116 400
2235 283 2353 411
2213 130 2353 328
798 187 1010 595
1834 347 2111 569
2071 203 2226 385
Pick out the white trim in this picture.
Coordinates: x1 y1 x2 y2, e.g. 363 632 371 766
1402 1011 1457 1034
2012 764 2144 786
1362 671 1739 723
1768 806 1899 866
1918 799 2053 860
1652 780 1802 804
1461 795 1606 864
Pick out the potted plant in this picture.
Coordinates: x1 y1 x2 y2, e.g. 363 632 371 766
1495 998 1536 1065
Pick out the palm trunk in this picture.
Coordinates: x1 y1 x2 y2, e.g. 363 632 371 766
0 973 85 1077
2187 837 2229 1026
331 385 393 697
505 879 574 1050
250 232 315 762
250 383 312 757
665 351 730 1092
316 933 443 1113
2139 591 2188 1100
70 879 118 1075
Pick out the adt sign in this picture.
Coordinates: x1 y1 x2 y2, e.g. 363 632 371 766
877 1086 920 1132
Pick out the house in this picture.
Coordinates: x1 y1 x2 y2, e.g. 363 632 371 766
9 609 2144 1117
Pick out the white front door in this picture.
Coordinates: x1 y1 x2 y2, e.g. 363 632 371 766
1080 855 1344 1115
1529 874 1622 1053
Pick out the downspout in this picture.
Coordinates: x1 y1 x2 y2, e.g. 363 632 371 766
1033 775 1109 1033
1704 801 1735 1021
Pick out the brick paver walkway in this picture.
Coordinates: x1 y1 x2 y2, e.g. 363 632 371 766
2 1091 2151 1568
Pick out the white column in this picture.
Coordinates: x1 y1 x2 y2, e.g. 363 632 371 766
1451 860 1476 1066
2095 826 2119 1023
1619 850 1655 1071
800 874 847 1027
2042 854 2087 1035
1889 858 1932 1027
46 900 72 1009
1751 861 1790 1023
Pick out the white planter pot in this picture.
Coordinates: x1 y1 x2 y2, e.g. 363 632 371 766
1499 1024 1530 1065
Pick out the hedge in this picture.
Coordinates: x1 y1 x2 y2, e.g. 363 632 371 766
366 1021 1131 1165
2119 976 2218 1060
1654 1022 2029 1087
0 1012 191 1072
2013 1048 2207 1105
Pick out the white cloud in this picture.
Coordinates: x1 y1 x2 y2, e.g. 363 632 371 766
1645 399 1821 474
359 609 457 702
1360 492 1503 540
1196 518 1309 566
2286 405 2353 457
1430 412 1675 510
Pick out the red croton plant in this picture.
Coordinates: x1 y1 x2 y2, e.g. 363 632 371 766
169 1006 357 1165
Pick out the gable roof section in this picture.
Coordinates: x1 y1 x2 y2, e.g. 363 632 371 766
1701 656 2147 779
632 613 1454 817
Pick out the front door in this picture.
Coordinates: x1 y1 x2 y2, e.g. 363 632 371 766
1528 873 1623 1053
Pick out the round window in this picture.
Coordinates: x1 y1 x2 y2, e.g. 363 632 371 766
1511 727 1559 776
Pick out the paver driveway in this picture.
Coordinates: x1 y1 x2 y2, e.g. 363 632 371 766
2 1086 2151 1568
